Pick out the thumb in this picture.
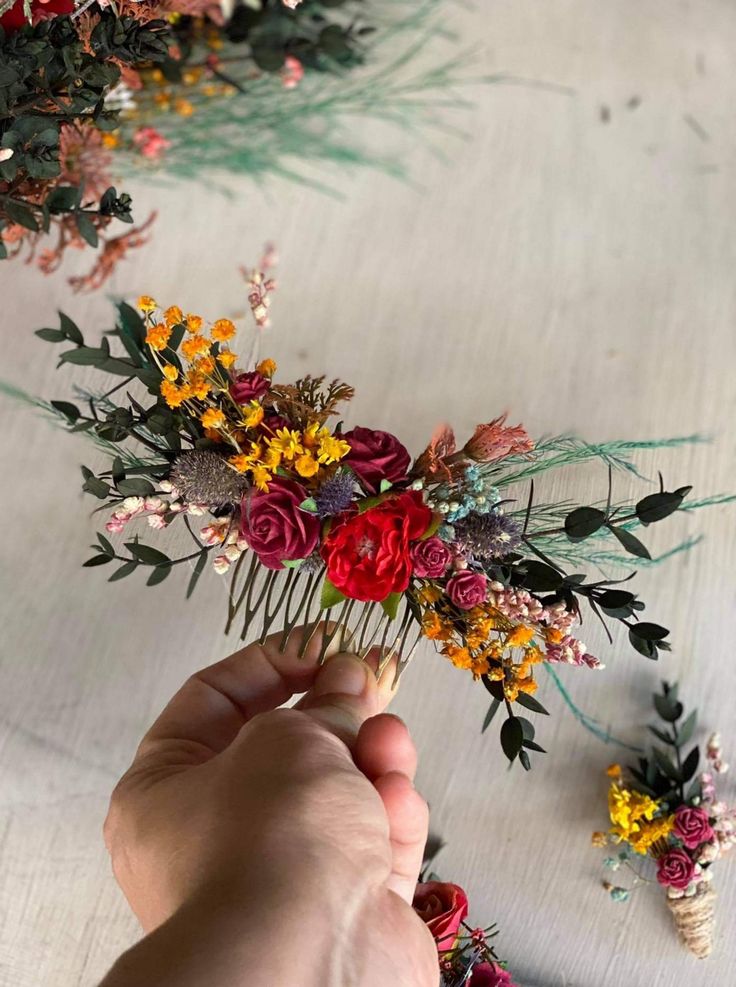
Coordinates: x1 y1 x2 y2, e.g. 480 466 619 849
299 653 382 748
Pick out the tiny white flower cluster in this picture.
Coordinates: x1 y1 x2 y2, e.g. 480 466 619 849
706 732 729 775
105 482 205 534
208 523 249 575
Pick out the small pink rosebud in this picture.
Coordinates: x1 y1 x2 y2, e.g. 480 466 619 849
213 554 230 574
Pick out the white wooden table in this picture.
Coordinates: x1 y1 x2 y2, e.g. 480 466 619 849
1 2 736 984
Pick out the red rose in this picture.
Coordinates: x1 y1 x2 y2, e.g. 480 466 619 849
230 371 270 405
446 570 488 610
412 881 468 953
411 535 451 578
240 478 319 570
656 848 696 891
321 490 430 602
673 805 714 850
1 0 73 32
343 426 411 494
469 964 517 987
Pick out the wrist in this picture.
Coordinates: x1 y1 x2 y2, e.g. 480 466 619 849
101 873 343 987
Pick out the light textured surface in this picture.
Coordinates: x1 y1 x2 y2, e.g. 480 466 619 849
1 2 736 985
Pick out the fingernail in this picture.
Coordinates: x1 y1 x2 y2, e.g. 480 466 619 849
312 654 369 697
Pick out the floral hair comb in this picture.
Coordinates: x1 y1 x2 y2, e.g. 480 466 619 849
24 276 734 766
593 683 735 958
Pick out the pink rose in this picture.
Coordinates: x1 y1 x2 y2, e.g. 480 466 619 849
240 478 319 570
230 371 270 405
412 881 468 953
469 963 518 987
656 848 696 891
411 535 451 578
446 570 488 610
673 805 714 850
342 426 411 494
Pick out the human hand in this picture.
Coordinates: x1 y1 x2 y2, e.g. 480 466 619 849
102 628 438 987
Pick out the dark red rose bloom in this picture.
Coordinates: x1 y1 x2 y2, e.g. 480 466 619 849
321 491 431 602
656 848 696 891
240 478 319 570
673 805 714 850
446 570 488 610
469 963 518 987
412 881 468 953
229 371 270 405
1 0 74 33
342 426 411 494
411 535 451 578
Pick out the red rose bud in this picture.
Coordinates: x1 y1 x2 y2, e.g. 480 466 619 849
656 848 696 891
446 570 488 610
342 426 411 494
411 535 451 578
463 415 533 463
1 0 74 33
321 491 431 602
469 964 518 987
673 805 715 850
412 881 469 954
240 478 320 570
229 371 270 405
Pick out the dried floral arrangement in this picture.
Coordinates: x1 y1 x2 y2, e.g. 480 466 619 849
19 272 734 770
413 877 518 986
1 0 471 288
593 683 735 958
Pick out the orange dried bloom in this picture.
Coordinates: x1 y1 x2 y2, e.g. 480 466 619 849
182 335 211 361
256 358 277 378
506 625 535 648
187 372 211 400
193 355 216 375
229 454 250 473
138 295 157 312
164 305 184 327
146 323 172 351
201 408 226 429
162 365 179 382
186 314 204 333
218 349 237 369
295 453 319 478
211 318 236 342
161 381 191 408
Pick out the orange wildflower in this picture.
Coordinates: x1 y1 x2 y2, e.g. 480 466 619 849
182 335 211 361
186 314 204 333
164 305 184 327
218 349 237 369
201 408 225 429
137 295 157 312
506 625 535 648
161 381 191 408
145 323 171 351
256 358 277 378
211 318 236 342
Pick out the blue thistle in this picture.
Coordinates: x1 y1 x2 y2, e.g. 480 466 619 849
315 470 356 518
453 510 522 560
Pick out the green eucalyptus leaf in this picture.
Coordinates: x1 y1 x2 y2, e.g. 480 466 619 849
500 716 524 763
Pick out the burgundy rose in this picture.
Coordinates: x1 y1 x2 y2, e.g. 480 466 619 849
412 881 468 953
230 371 270 405
342 426 411 494
469 963 518 987
673 805 714 850
656 848 696 891
240 478 319 570
411 535 451 578
446 570 488 610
